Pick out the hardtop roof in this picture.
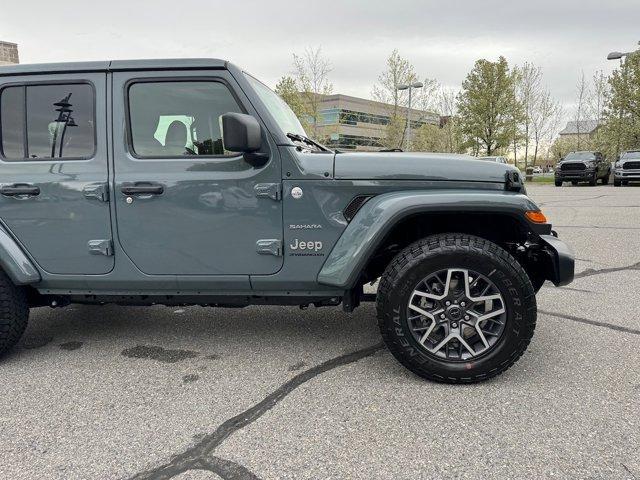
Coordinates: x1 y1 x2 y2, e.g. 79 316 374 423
0 58 229 77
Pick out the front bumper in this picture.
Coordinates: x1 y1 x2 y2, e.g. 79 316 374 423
614 169 640 180
538 234 574 286
555 170 596 181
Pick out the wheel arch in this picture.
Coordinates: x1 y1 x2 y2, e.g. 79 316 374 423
0 224 41 285
318 190 545 290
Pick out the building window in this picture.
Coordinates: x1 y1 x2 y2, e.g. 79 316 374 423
325 134 385 150
128 81 242 158
0 83 95 160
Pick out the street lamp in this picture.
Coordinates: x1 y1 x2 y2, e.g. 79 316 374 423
397 81 423 150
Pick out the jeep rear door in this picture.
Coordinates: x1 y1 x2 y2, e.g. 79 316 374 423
111 69 283 276
0 72 114 274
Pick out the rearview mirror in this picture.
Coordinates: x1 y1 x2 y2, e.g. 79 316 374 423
221 112 261 153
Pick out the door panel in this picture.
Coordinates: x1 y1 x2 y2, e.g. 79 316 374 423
0 73 113 274
111 71 283 276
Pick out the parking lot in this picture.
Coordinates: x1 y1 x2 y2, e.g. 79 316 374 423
1 183 639 480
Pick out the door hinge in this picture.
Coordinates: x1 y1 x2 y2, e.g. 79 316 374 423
254 183 282 201
88 239 114 256
256 239 282 256
83 183 109 202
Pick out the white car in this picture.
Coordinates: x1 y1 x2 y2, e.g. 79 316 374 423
532 166 543 174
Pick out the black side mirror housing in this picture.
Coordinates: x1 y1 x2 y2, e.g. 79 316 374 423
221 113 268 167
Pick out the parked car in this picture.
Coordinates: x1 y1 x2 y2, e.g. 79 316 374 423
478 156 508 164
532 166 543 174
0 59 574 383
613 150 640 186
554 151 611 186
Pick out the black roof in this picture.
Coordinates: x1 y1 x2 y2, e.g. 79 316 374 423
0 58 229 77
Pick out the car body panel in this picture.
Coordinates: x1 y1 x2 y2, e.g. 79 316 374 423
0 224 40 284
318 189 539 288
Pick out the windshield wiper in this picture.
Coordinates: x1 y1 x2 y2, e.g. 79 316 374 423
286 132 332 152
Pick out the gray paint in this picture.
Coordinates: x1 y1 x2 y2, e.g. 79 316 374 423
0 59 573 301
317 190 538 288
0 224 40 284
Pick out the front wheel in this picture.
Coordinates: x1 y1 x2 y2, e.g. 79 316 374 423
601 172 610 185
377 234 537 383
614 179 622 187
554 180 562 187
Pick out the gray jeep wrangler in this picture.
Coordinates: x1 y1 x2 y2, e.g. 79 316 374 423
0 59 573 383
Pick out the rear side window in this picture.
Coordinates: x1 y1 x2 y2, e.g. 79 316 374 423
127 81 242 158
0 83 95 160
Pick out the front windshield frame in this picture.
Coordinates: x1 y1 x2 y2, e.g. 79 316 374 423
243 73 307 138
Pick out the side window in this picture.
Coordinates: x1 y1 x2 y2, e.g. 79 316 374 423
0 83 95 160
128 81 243 158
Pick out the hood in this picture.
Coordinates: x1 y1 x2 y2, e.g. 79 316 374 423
334 152 516 183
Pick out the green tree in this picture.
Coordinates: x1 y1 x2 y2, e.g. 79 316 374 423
601 50 640 157
457 57 524 156
274 75 310 132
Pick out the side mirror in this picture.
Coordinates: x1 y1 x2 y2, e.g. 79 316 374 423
220 113 267 167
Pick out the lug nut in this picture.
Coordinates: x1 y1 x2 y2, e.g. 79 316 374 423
451 322 458 328
464 315 470 320
445 301 451 306
460 301 466 307
440 314 446 319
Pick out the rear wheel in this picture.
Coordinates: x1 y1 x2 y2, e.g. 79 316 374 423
0 271 29 358
554 180 562 187
601 172 609 185
377 234 536 383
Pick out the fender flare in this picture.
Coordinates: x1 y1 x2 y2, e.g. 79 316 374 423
0 224 40 285
317 189 539 289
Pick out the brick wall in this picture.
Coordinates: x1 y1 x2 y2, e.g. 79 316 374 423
0 42 19 65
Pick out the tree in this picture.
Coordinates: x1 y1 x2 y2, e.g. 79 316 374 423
600 50 640 157
515 63 544 167
274 76 310 132
573 71 590 150
530 90 562 165
372 50 439 150
291 47 333 140
457 57 523 156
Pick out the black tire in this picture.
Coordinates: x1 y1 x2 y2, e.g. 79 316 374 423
377 234 536 383
614 180 621 187
0 270 29 358
571 181 578 185
601 172 609 185
554 180 562 187
589 173 597 186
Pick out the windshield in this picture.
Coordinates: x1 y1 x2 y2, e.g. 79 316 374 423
564 152 596 161
244 73 307 137
621 151 640 160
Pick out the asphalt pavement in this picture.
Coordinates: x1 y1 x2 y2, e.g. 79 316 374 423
1 183 638 480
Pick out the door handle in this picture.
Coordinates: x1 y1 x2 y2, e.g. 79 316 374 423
121 182 164 196
0 183 40 197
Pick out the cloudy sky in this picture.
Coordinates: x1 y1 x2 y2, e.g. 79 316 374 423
1 0 638 114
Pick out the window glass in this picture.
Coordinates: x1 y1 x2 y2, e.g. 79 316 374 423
0 83 94 160
27 84 94 159
128 81 242 157
0 86 24 159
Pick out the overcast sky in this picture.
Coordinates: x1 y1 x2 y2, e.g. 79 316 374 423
2 0 638 115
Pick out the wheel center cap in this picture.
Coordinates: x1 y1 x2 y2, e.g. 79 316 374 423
447 305 463 320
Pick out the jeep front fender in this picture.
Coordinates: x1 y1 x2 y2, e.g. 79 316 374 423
317 190 539 289
0 224 40 285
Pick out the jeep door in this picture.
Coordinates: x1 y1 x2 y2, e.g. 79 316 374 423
0 73 113 274
111 70 283 275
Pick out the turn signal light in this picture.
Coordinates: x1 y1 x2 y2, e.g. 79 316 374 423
525 210 547 224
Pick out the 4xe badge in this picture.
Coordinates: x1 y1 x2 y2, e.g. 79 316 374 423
289 238 324 256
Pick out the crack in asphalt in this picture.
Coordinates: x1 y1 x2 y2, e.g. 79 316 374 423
127 342 385 480
574 261 640 279
540 310 640 336
538 194 609 206
555 224 640 230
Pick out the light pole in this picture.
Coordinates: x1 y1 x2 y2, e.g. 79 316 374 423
397 81 423 150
